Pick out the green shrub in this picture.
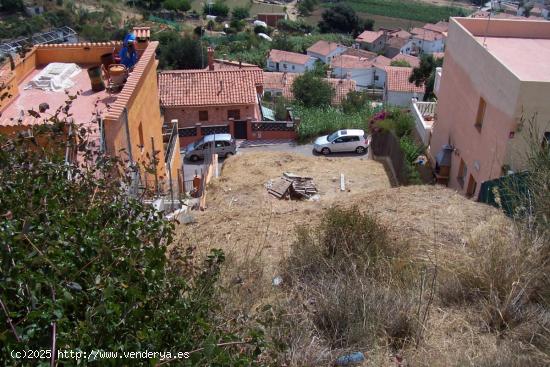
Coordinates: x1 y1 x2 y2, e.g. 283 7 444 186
0 114 264 363
292 72 335 108
341 90 370 114
293 105 372 142
285 207 417 349
203 0 229 17
324 0 469 23
232 6 250 20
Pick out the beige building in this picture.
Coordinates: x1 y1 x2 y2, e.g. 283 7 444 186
428 18 550 198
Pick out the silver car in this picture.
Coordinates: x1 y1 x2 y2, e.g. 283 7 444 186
184 134 236 161
313 129 369 155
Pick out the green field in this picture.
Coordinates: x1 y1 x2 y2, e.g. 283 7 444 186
323 0 470 23
190 0 285 16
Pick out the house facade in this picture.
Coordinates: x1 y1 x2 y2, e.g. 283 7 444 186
306 40 347 64
0 28 181 196
430 18 550 198
384 66 424 106
158 53 264 145
409 23 447 55
266 49 316 73
331 54 387 90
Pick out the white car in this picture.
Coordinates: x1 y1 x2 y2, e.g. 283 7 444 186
313 129 369 155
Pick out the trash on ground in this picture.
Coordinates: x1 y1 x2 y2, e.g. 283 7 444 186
334 351 365 366
267 172 318 200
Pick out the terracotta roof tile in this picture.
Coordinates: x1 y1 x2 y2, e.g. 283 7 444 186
384 66 424 93
331 54 373 69
342 48 377 59
410 27 445 41
307 40 345 56
355 30 383 43
159 69 263 107
268 49 312 65
263 72 355 105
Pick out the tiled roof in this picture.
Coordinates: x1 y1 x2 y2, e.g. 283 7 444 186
159 69 263 107
355 30 383 43
431 52 445 60
384 66 424 93
371 55 391 66
268 49 312 65
263 72 355 105
331 54 373 69
391 54 420 68
211 59 262 71
410 27 445 41
386 36 410 49
307 40 344 56
133 27 151 40
342 48 377 59
390 29 412 39
423 22 449 34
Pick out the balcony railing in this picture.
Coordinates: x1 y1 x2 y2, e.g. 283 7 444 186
163 120 178 164
411 100 437 146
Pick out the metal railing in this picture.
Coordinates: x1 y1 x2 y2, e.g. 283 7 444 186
163 120 179 164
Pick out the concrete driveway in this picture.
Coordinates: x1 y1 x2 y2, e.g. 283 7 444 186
182 140 369 181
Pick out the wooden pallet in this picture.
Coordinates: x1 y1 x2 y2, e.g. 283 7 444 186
268 178 293 199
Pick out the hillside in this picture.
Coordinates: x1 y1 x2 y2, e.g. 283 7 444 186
174 151 550 366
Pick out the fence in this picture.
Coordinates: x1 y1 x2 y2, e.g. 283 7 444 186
370 130 408 185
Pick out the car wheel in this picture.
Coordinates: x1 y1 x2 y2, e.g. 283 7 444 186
355 146 366 154
225 152 234 158
321 147 331 155
190 155 199 162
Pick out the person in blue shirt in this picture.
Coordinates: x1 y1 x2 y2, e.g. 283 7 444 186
119 33 138 70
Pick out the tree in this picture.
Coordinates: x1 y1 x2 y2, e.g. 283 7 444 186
0 0 22 11
232 6 250 20
361 18 375 32
292 72 335 108
318 4 360 34
159 36 207 70
409 54 443 100
163 0 191 12
203 1 229 17
0 111 264 363
276 19 314 34
274 96 290 120
297 0 318 16
390 59 411 67
311 59 330 78
341 90 370 114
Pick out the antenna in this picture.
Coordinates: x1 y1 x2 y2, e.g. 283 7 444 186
482 2 493 48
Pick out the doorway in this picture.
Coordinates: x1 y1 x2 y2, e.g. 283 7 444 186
234 120 247 139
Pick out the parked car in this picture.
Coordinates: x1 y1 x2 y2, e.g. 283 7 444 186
183 134 236 161
313 129 369 155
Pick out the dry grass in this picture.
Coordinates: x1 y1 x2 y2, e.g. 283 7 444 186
175 151 550 366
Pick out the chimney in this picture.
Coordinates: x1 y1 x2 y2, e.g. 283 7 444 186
239 60 242 69
207 47 214 71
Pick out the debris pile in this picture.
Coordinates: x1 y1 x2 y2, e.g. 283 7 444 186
266 172 318 200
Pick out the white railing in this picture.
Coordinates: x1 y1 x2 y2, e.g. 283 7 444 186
434 67 442 96
411 100 437 146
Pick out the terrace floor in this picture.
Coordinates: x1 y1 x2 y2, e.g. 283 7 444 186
0 64 120 142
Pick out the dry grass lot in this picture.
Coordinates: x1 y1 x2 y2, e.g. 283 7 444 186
174 151 550 366
182 151 391 272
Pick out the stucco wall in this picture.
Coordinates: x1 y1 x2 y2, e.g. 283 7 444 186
387 91 424 107
431 18 523 197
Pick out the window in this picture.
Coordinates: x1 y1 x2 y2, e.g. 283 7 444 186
374 75 379 81
466 175 477 198
475 97 486 131
457 159 467 188
349 136 360 142
283 63 287 69
215 141 225 148
227 109 240 120
292 65 295 70
334 137 345 143
199 110 208 121
138 121 144 150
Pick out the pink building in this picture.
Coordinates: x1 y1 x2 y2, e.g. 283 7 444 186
429 18 550 198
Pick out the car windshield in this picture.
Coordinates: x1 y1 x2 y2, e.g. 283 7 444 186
327 132 340 142
193 138 205 148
